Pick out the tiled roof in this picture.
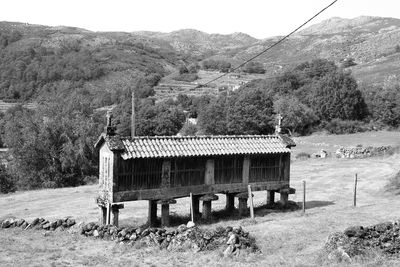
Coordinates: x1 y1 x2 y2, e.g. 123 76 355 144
98 135 295 159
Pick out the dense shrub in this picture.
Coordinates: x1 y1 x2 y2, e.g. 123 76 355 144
295 152 311 160
173 73 198 82
0 164 15 194
324 119 370 134
202 59 231 72
179 122 198 136
242 61 265 74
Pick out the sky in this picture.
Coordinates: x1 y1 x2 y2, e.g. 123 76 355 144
1 0 400 39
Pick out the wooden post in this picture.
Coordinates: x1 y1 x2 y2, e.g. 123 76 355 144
302 180 306 213
190 193 194 222
131 89 135 138
106 203 111 224
225 193 235 211
205 159 215 185
248 185 254 219
242 156 250 184
353 173 358 207
148 200 157 227
161 160 171 188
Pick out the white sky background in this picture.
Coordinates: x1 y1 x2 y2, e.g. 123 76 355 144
1 0 400 39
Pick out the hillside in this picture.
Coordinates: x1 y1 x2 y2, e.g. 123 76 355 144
225 16 400 84
1 16 400 105
0 21 181 104
136 29 258 57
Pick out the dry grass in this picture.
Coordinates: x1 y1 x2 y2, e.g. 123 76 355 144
1 131 400 266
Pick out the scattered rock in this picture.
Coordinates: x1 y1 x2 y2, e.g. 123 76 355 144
93 230 99 237
326 220 400 260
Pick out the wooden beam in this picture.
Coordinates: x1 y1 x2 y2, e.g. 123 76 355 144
114 181 290 202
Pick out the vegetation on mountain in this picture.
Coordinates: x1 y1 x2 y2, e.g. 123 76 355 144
1 17 400 191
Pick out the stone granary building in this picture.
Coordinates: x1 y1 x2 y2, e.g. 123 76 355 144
95 124 296 227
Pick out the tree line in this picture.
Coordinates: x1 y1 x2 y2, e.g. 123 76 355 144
1 58 400 193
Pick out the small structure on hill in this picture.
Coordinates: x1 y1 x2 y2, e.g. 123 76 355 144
94 117 296 227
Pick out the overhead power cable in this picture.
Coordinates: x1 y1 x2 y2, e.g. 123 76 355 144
195 0 338 89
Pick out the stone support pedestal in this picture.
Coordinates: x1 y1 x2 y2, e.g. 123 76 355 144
200 194 218 220
238 197 248 217
157 199 177 227
235 192 253 217
280 192 289 206
267 190 275 206
148 200 158 227
225 193 235 211
110 204 124 227
99 206 107 225
192 195 200 219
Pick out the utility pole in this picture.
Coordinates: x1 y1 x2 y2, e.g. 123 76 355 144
131 89 135 138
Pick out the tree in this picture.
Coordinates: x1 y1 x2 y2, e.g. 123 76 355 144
197 94 228 135
113 99 186 137
179 122 198 136
310 70 367 121
273 95 317 135
242 61 265 74
226 88 275 134
3 94 103 189
363 82 400 127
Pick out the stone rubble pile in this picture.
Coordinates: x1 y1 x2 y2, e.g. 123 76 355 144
80 222 259 253
0 217 76 230
325 221 400 262
335 146 392 159
0 217 259 253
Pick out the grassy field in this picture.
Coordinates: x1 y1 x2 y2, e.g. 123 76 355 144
1 131 400 266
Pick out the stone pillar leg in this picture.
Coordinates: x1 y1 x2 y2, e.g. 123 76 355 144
238 198 248 217
202 201 212 220
157 199 176 227
111 207 119 227
225 193 235 211
161 204 170 227
99 206 107 225
280 192 289 206
110 204 124 227
148 200 157 227
200 194 218 221
267 190 275 206
192 195 200 219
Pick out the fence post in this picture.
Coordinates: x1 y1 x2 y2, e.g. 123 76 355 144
248 185 254 219
302 180 306 213
353 173 358 207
